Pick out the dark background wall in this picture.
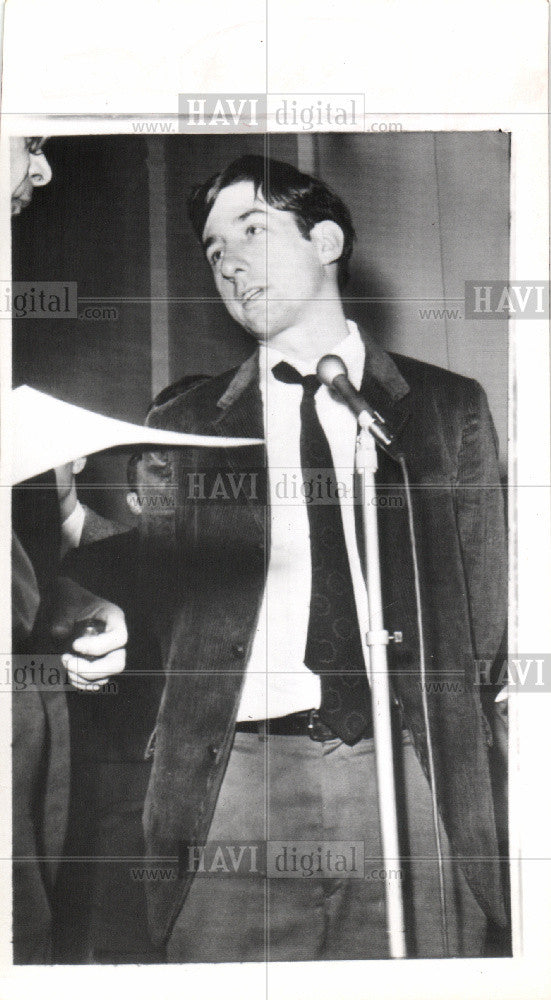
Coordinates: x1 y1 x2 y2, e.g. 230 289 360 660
12 132 509 523
12 135 152 525
12 135 152 422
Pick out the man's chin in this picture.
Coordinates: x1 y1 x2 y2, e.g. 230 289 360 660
240 318 285 343
239 320 268 342
230 308 285 343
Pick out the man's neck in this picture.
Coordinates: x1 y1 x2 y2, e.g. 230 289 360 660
264 302 350 365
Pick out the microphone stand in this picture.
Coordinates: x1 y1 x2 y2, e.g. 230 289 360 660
356 422 407 959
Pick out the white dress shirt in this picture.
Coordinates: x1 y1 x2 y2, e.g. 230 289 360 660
60 499 85 557
236 320 372 722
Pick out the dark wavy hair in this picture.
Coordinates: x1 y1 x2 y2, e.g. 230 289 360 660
188 154 356 289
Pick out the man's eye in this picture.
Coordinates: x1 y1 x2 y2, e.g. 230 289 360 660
209 249 222 266
246 224 264 236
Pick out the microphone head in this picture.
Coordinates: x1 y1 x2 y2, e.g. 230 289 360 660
316 354 348 387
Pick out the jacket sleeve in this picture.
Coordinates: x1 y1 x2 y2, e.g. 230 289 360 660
453 382 507 680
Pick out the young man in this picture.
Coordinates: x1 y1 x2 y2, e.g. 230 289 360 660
134 154 508 962
70 153 507 962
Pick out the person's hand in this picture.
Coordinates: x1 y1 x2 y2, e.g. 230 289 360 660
51 577 127 690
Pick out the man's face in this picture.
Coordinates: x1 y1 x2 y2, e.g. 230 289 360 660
127 451 173 516
201 180 327 341
10 137 52 216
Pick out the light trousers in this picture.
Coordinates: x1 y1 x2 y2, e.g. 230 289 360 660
167 730 486 962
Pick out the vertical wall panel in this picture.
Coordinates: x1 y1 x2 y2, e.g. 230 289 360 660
433 131 509 450
316 132 509 463
147 137 171 399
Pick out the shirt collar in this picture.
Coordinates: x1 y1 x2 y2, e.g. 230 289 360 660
60 498 85 557
216 321 410 413
260 320 365 390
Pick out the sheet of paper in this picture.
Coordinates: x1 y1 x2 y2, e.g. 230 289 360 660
9 385 263 484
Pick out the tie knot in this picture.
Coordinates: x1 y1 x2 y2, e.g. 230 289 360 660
272 361 320 397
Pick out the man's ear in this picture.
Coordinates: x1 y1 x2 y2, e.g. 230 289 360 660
310 220 344 267
126 491 142 516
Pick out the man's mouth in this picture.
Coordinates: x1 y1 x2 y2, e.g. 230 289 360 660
240 287 264 305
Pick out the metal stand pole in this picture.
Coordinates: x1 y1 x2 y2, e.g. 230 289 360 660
356 425 407 959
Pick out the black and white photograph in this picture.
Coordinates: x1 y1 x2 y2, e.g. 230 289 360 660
9 130 510 964
0 2 549 998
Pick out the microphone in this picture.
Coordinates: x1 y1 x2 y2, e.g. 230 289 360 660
316 354 402 458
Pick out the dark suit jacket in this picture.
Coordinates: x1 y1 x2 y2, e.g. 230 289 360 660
135 329 507 946
80 504 127 546
62 529 165 762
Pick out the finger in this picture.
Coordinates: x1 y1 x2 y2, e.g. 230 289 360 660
68 675 111 691
64 648 126 679
72 622 128 657
62 648 126 681
66 668 121 690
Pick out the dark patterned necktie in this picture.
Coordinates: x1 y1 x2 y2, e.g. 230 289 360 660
272 361 372 744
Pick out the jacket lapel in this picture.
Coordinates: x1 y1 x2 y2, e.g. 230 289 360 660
352 328 412 576
209 352 268 531
210 330 412 447
212 352 264 438
358 327 412 447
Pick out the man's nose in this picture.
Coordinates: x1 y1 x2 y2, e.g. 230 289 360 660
28 152 52 187
220 244 248 281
